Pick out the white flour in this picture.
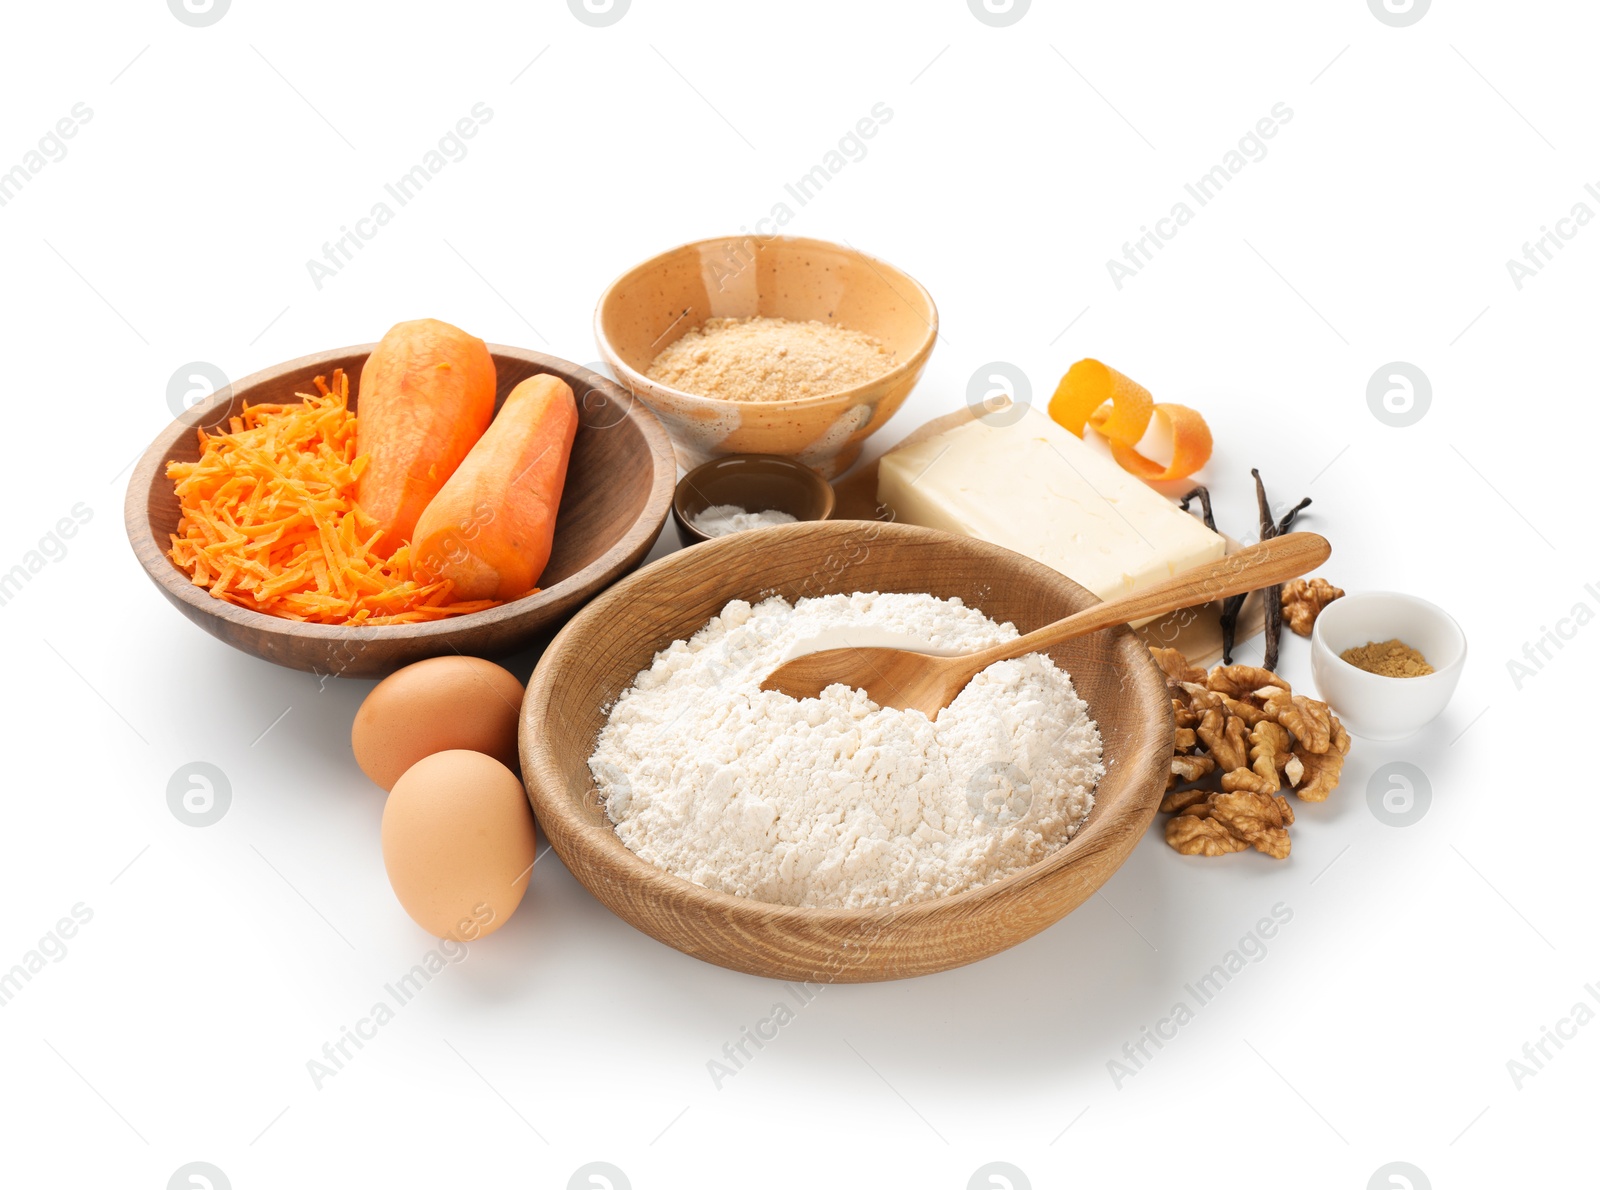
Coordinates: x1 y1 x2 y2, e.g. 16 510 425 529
691 504 798 537
589 591 1103 909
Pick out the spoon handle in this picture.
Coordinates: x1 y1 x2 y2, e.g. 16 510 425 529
974 532 1331 666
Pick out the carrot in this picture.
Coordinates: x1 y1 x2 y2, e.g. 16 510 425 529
411 373 578 602
356 318 496 557
165 370 500 625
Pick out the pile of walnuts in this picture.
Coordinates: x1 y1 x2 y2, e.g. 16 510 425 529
1151 648 1350 859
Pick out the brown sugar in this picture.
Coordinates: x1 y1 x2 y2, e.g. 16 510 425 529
645 316 893 402
1340 639 1434 678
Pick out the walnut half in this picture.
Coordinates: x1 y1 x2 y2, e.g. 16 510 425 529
1281 578 1344 636
1166 812 1249 856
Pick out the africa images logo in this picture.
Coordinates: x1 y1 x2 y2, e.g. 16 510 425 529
967 363 1031 426
1367 0 1430 28
168 762 232 828
1367 363 1431 427
167 0 230 28
568 0 630 27
968 0 1030 28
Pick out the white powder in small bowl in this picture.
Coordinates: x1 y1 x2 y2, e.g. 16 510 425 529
690 504 798 538
589 591 1103 910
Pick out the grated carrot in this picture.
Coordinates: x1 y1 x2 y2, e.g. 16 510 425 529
165 370 503 625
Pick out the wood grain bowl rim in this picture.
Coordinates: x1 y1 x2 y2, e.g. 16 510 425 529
520 520 1172 940
592 234 940 412
124 342 677 644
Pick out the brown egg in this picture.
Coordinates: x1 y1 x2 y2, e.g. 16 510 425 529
381 750 537 940
352 656 524 791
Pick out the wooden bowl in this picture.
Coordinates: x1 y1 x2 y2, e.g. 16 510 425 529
126 344 676 678
593 235 938 479
520 520 1172 982
671 453 836 544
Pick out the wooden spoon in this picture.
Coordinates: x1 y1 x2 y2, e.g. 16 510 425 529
760 531 1331 714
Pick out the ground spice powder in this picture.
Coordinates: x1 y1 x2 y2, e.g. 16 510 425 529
1340 638 1434 677
646 316 893 402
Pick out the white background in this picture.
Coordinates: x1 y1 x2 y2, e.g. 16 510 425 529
1 1 1592 1187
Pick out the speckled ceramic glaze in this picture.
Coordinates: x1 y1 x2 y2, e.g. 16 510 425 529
594 236 938 479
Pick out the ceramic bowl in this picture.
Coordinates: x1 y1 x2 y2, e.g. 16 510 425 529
519 520 1173 982
593 235 938 479
672 454 836 544
126 344 676 678
1310 591 1467 740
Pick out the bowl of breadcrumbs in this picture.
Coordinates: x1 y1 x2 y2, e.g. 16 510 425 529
594 235 938 479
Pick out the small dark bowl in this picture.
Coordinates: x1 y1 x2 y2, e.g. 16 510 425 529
672 454 836 544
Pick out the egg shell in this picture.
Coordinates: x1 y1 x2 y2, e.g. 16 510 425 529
381 749 537 941
352 656 524 791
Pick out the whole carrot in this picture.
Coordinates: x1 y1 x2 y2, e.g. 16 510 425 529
356 319 496 557
411 374 579 602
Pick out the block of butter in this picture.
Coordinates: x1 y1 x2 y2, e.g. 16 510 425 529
876 405 1226 602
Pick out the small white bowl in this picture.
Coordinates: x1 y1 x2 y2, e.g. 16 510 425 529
1310 592 1466 741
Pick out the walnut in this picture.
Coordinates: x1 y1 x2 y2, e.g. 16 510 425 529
1181 682 1226 712
1221 720 1291 795
1207 665 1289 699
1251 823 1291 861
1172 697 1200 730
1174 726 1197 751
1204 791 1292 859
1166 811 1249 856
1281 578 1344 636
1169 749 1214 776
1284 753 1305 788
1150 646 1206 684
1165 752 1216 797
1161 783 1212 813
1293 716 1350 802
1221 767 1271 795
1293 751 1340 801
1274 794 1296 825
1197 707 1250 773
1253 719 1293 770
1222 695 1269 727
1258 688 1333 754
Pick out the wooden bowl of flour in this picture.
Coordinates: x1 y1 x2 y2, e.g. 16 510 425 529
520 520 1172 982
